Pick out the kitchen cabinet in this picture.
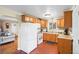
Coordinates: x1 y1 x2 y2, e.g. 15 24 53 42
25 16 30 22
22 15 29 22
35 18 48 28
22 15 36 23
36 19 41 23
22 15 48 28
21 15 25 22
30 17 37 23
64 11 72 28
43 33 58 42
41 20 48 28
57 18 64 28
43 33 48 41
57 38 73 54
32 18 36 23
0 37 17 54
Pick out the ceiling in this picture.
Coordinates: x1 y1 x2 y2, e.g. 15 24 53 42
0 5 73 19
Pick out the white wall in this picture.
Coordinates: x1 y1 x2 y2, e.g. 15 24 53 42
0 6 21 34
10 22 18 34
0 6 22 50
72 6 79 54
0 6 21 17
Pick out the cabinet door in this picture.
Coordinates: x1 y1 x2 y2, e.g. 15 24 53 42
30 17 33 23
36 19 40 23
60 18 64 28
58 38 72 54
48 34 56 42
43 33 57 42
41 20 47 28
57 18 64 28
58 39 65 54
43 33 48 41
45 20 48 28
41 20 45 28
64 39 72 54
25 16 30 22
32 18 36 23
0 45 3 54
64 11 72 28
21 15 26 22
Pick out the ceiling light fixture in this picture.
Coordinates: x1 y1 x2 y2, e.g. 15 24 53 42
43 10 53 18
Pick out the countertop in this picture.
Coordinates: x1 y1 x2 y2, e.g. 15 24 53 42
43 32 58 34
43 32 72 40
57 34 72 40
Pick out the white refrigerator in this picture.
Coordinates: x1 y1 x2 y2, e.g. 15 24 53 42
18 23 40 53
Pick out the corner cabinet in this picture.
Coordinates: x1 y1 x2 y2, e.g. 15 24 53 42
57 38 73 54
64 11 72 28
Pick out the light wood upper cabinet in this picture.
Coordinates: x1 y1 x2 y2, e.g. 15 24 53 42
41 20 48 28
45 20 47 28
22 15 36 23
41 20 45 28
36 19 41 23
57 18 64 28
21 15 48 28
22 15 30 22
64 11 72 28
60 18 64 28
21 15 26 22
25 16 30 22
29 17 33 22
30 17 37 23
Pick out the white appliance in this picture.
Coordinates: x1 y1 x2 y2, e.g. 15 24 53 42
18 23 41 53
37 32 43 44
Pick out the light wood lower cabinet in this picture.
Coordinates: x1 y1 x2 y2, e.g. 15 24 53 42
57 38 73 54
0 39 17 54
43 33 58 42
